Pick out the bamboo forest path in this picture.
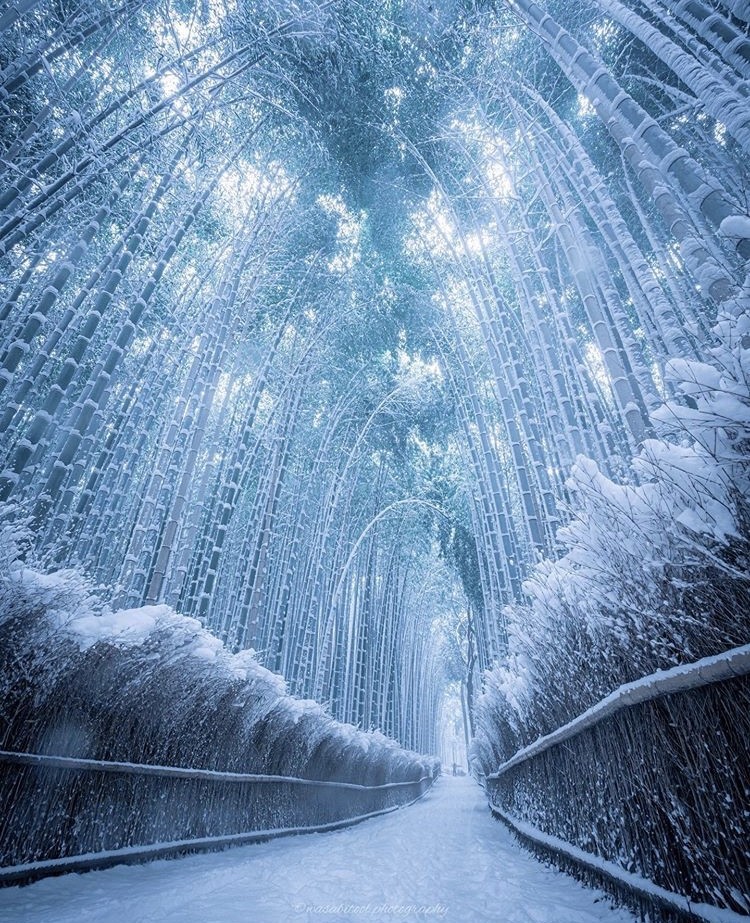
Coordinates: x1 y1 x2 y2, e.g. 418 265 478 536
0 777 634 923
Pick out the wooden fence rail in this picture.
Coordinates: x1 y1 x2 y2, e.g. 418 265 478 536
0 750 435 885
485 645 750 923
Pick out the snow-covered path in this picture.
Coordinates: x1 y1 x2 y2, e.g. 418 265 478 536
0 776 634 923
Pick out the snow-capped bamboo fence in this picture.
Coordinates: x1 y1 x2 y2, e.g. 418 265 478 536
0 569 439 886
484 645 750 923
0 750 435 885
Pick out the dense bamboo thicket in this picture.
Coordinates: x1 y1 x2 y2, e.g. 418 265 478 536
1 0 749 908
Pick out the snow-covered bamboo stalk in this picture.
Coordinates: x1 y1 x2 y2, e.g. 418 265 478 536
507 0 750 274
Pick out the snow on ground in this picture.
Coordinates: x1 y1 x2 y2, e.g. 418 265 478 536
0 776 634 923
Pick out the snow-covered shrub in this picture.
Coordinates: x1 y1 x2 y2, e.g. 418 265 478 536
470 312 750 919
0 547 435 781
0 525 437 864
473 307 750 771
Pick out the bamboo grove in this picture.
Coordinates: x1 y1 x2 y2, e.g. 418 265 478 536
1 0 749 766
